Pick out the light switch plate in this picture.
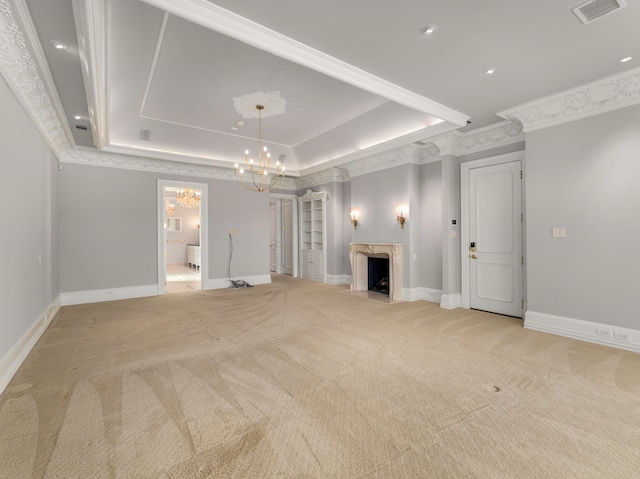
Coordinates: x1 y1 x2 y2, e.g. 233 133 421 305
552 227 565 238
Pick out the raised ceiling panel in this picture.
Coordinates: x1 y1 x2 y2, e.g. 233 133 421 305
141 15 390 146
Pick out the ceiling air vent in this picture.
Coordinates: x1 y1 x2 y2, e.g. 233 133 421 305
572 0 626 24
140 129 152 141
75 124 88 130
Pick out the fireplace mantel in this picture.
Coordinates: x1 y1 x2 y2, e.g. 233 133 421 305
349 243 403 300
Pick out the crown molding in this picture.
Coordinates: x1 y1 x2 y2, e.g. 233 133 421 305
452 120 524 155
343 145 423 178
0 0 73 157
498 67 640 132
295 167 350 189
139 0 469 127
419 120 524 157
61 147 298 190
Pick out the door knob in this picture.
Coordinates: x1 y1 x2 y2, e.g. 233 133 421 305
471 254 478 259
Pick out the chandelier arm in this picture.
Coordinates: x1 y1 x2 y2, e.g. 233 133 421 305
235 172 261 192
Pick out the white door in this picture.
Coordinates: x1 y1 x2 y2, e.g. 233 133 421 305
468 160 522 317
269 202 277 272
282 200 293 275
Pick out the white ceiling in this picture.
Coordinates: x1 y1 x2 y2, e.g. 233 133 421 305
24 0 640 174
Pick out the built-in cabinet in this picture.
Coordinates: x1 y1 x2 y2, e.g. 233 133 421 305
298 189 327 282
187 244 201 269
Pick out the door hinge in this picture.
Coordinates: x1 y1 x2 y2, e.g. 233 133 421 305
521 300 524 309
521 213 523 222
521 256 524 265
520 170 523 179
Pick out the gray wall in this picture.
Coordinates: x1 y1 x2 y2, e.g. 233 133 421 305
441 155 461 295
350 164 414 286
420 162 443 291
0 75 58 360
58 164 269 292
526 104 640 329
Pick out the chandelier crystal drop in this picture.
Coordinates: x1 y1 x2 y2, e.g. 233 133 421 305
234 105 285 192
165 200 176 216
176 188 201 208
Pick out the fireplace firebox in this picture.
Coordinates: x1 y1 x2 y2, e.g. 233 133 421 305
368 257 390 295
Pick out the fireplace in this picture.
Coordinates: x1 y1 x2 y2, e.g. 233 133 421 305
349 243 403 300
368 257 389 295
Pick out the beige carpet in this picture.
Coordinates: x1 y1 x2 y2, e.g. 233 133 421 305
1 275 640 478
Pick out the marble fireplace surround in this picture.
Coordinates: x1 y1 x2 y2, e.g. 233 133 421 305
350 243 403 300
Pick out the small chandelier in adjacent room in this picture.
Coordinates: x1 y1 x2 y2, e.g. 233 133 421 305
165 200 176 216
176 188 200 208
234 105 285 192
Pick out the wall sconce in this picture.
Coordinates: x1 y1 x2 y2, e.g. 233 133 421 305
350 210 359 229
396 207 407 229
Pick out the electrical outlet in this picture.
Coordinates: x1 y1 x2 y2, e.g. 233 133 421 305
105 290 113 297
596 328 613 338
614 331 631 342
229 229 238 234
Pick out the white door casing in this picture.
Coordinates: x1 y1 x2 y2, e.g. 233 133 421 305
462 152 524 317
282 199 294 275
157 180 208 293
269 201 278 273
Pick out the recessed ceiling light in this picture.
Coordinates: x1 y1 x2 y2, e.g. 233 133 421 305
422 25 438 35
74 115 82 120
230 127 238 131
484 68 497 75
617 56 633 63
49 40 67 50
236 121 244 127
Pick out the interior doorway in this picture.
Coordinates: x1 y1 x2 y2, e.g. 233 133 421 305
269 194 298 277
157 180 209 294
461 152 524 317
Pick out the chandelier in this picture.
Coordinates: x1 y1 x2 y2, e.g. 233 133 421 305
165 200 175 216
176 188 200 208
234 105 285 192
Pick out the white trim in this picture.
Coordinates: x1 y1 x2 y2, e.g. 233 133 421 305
525 311 640 353
498 66 640 132
403 287 442 303
12 0 76 145
326 274 352 285
461 151 525 310
0 296 61 395
72 0 109 149
60 284 158 305
61 147 299 191
138 0 469 127
270 193 299 277
0 0 72 157
204 274 272 290
440 293 462 310
157 180 209 295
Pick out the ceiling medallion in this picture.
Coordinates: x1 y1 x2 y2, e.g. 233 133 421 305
233 90 286 119
234 105 285 192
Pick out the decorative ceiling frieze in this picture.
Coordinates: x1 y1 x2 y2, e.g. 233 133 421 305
295 167 350 189
0 0 73 157
342 144 423 178
498 67 640 132
61 147 299 190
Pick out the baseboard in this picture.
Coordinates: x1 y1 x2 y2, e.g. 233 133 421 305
0 295 61 396
204 274 272 290
402 287 442 303
525 311 640 353
326 274 352 285
440 293 462 310
60 284 159 306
